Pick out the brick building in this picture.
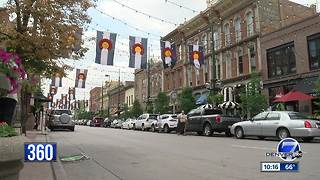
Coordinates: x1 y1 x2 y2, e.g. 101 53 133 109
161 0 316 107
134 62 163 110
108 81 134 116
261 14 320 114
89 87 102 112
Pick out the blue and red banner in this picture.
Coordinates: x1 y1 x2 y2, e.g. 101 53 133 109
95 31 117 65
161 41 177 69
129 36 147 69
189 45 204 70
75 69 88 88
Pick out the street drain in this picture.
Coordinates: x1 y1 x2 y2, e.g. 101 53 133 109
60 153 89 162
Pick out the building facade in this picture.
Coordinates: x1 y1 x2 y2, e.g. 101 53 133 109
108 81 134 116
89 87 102 112
125 87 135 107
261 14 320 114
161 0 316 107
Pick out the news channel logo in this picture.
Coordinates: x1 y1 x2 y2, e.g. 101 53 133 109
266 138 302 162
24 143 57 162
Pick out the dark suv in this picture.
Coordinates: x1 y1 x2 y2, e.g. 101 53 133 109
48 109 75 131
91 117 104 127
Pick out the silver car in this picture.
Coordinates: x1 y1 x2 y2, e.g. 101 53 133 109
231 111 320 142
48 109 75 131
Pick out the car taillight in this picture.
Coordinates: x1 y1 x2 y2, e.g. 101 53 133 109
304 120 312 128
215 116 221 123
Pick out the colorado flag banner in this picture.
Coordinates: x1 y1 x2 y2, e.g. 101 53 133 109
161 41 177 69
75 69 88 88
129 36 147 69
68 87 76 100
95 31 117 65
189 45 204 70
49 85 57 95
51 73 62 87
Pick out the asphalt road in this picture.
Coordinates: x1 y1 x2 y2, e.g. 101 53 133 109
47 126 320 180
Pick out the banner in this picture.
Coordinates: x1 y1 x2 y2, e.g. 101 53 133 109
51 73 62 87
50 85 57 95
189 45 204 70
161 41 177 68
75 69 88 88
95 31 117 65
129 36 147 69
47 93 53 102
68 87 76 100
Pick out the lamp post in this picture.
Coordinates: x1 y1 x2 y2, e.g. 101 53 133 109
101 74 110 112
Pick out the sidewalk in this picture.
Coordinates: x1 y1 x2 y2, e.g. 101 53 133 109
19 131 56 180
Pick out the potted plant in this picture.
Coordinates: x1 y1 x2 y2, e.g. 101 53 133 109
0 49 26 126
0 121 25 180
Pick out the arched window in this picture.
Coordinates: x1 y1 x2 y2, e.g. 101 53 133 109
237 47 243 75
224 23 231 46
213 30 221 50
235 17 241 42
246 11 254 37
202 34 208 52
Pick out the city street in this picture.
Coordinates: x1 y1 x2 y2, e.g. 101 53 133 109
44 126 320 180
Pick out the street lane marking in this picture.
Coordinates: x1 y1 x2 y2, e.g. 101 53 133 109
231 145 275 151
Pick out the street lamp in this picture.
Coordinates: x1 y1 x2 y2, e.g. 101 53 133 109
101 74 110 112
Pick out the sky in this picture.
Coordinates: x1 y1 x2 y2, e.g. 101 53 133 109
0 0 319 101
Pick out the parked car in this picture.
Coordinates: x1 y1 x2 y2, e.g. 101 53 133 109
231 111 320 142
156 114 178 133
134 114 158 131
111 120 118 128
86 120 92 126
48 109 75 131
103 118 112 128
115 119 123 128
91 117 103 127
122 118 135 129
186 106 241 136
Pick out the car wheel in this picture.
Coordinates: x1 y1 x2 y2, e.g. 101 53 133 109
225 129 232 137
203 123 212 137
258 136 265 140
133 124 136 130
151 125 155 132
70 127 75 131
277 128 290 140
235 127 244 139
302 137 314 142
141 124 145 131
197 131 203 136
164 124 170 133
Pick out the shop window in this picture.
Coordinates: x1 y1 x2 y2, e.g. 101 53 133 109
308 33 320 70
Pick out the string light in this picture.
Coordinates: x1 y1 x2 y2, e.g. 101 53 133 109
164 0 199 13
109 0 178 26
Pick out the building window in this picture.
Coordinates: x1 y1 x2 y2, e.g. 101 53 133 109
237 47 243 75
308 33 320 70
235 17 241 42
204 59 209 82
216 56 221 80
246 11 254 37
188 67 192 86
267 42 296 78
224 24 231 46
248 43 256 72
178 44 182 61
213 30 221 50
202 34 208 52
226 51 232 79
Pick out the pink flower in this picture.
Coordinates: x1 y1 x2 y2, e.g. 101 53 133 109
0 50 12 64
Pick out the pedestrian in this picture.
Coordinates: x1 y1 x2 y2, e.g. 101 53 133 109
177 111 187 135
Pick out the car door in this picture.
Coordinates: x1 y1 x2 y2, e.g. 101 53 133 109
261 112 281 136
187 109 201 131
243 112 268 135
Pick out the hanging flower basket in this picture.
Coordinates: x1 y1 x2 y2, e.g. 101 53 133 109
0 49 26 126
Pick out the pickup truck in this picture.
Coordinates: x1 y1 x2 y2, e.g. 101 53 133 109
186 107 242 136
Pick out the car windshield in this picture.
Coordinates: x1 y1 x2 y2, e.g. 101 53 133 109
149 115 158 119
171 115 177 118
53 110 72 115
288 113 317 120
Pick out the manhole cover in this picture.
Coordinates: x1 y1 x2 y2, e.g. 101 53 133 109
60 153 89 162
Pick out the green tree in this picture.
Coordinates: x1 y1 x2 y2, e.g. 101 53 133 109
240 73 268 118
131 100 143 118
313 77 320 117
208 93 223 106
146 103 154 114
154 92 169 114
178 87 196 113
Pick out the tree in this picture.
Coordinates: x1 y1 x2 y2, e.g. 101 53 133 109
154 92 169 114
208 93 223 106
178 87 196 113
314 77 320 117
240 73 268 118
1 0 95 133
131 100 143 118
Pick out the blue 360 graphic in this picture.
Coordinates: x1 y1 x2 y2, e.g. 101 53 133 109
24 143 57 162
277 138 302 162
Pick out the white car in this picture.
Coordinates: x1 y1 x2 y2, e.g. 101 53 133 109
157 114 178 133
122 118 135 129
86 120 91 126
134 114 158 131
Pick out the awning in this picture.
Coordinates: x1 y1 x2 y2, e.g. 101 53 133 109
196 95 208 105
198 104 214 109
218 101 239 109
273 90 315 103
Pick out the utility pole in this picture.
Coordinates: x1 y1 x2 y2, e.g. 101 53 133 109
146 46 151 112
101 81 104 111
117 68 121 116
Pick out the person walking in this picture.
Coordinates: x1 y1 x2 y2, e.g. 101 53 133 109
177 111 187 135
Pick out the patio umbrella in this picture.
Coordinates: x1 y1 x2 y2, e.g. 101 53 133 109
273 90 315 103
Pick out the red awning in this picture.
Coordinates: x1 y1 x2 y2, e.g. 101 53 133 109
273 90 315 103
